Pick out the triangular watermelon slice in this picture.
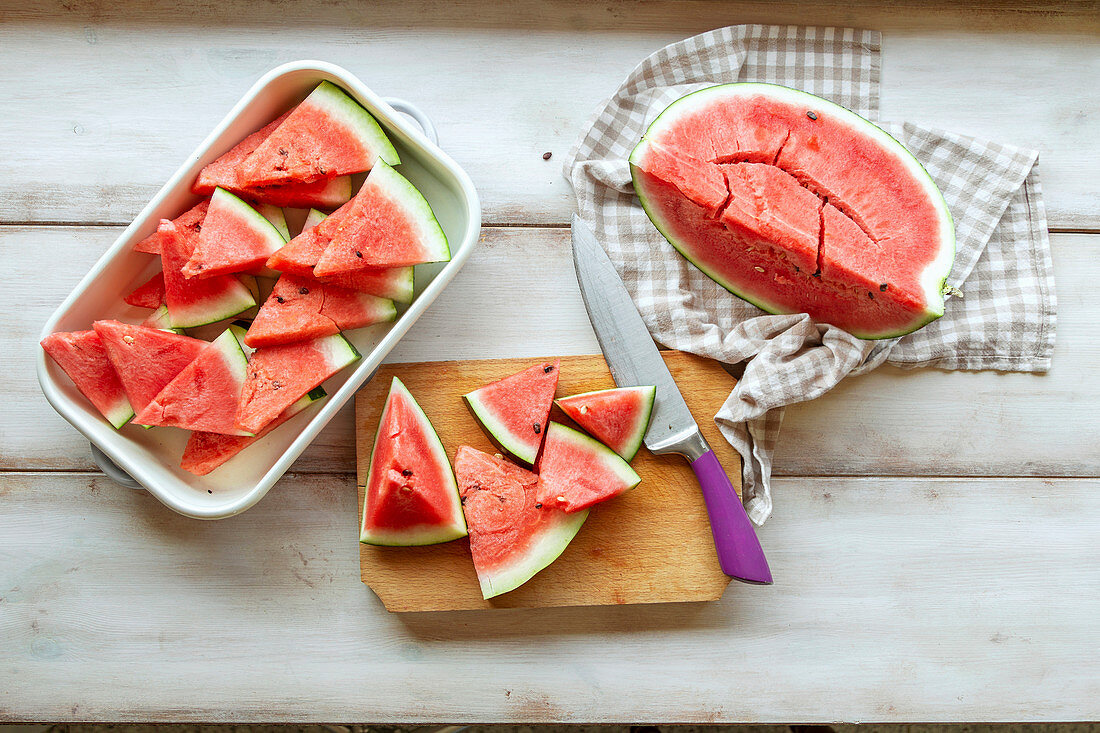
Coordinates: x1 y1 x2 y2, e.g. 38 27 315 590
133 199 209 255
236 333 360 434
124 271 165 309
555 385 656 461
134 328 252 435
182 188 287 279
464 360 559 466
359 377 467 546
454 446 588 599
313 161 450 275
238 81 400 188
41 330 135 429
536 422 641 513
159 220 256 328
93 320 207 416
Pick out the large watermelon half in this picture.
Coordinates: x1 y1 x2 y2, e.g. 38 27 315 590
454 446 588 599
41 330 134 429
536 422 641 513
360 377 467 546
629 83 955 339
464 360 560 466
555 385 655 462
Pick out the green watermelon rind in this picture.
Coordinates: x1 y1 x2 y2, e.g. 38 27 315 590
255 203 291 242
629 82 956 341
167 277 257 330
207 328 255 437
370 161 451 264
463 391 539 466
302 208 328 231
212 187 289 253
544 422 642 496
479 506 590 600
359 376 468 546
312 81 401 168
555 384 656 462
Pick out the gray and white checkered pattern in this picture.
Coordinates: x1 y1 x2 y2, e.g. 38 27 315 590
564 25 1056 525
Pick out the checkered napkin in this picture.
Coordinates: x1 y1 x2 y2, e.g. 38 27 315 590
564 25 1056 525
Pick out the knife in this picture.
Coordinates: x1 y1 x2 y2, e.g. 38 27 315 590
570 215 772 585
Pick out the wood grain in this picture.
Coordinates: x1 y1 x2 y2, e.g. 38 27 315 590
354 352 737 612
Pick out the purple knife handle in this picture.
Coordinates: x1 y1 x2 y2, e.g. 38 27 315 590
690 449 773 585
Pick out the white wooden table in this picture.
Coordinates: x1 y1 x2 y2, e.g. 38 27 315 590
2 0 1098 723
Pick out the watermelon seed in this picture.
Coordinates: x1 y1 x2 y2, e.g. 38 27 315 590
207 490 212 494
868 292 874 299
880 283 888 291
401 469 412 477
535 503 543 509
194 224 201 232
807 111 818 120
299 287 309 295
754 266 765 273
278 147 288 156
533 423 541 434
543 365 554 373
276 296 285 303
355 251 363 258
580 405 588 414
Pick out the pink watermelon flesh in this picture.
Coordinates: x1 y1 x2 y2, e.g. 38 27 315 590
454 446 588 599
133 200 209 255
41 330 134 429
182 189 286 279
630 83 953 339
555 385 655 462
244 273 395 348
359 377 466 546
237 333 359 434
159 220 256 328
124 272 165 309
463 360 560 466
93 320 207 416
536 422 641 513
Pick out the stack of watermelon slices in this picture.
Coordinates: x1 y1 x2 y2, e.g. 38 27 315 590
42 81 448 476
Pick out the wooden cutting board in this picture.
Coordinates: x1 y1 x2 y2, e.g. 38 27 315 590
354 352 739 612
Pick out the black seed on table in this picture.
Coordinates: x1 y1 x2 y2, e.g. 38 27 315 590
542 152 552 160
533 423 541 434
299 287 309 295
806 111 818 120
880 283 888 291
401 469 413 477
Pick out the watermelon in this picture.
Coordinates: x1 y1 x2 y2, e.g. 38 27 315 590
236 333 360 434
244 273 396 348
41 330 134 429
93 320 207 416
181 387 326 476
124 272 165 309
359 377 467 546
629 83 955 339
555 385 656 462
133 199 209 255
536 422 641 513
313 161 450 275
158 220 256 328
134 327 251 436
238 81 400 188
141 304 178 332
464 360 560 466
256 203 290 241
454 446 588 599
182 188 287 279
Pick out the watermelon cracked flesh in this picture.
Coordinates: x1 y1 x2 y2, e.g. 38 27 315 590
360 377 467 546
455 446 588 599
629 83 955 339
159 220 257 328
555 385 656 462
536 422 641 513
93 320 208 416
124 272 165 309
41 330 134 429
464 360 560 466
183 188 287 279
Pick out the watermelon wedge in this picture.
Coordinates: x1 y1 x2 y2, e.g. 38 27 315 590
244 273 395 348
238 81 400 188
463 360 559 466
41 330 134 429
133 199 209 255
93 320 207 416
313 161 450 275
134 327 251 436
124 271 165 309
536 422 641 513
555 385 656 461
181 387 326 476
359 377 467 546
454 446 588 599
158 220 256 328
256 203 290 241
236 333 360 433
629 83 955 339
182 188 287 279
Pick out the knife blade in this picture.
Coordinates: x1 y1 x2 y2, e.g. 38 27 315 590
571 215 772 585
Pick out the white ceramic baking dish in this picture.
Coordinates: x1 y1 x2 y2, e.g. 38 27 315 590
37 60 481 519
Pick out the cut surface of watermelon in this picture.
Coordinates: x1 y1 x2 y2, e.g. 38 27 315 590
630 83 955 339
41 330 134 429
124 272 165 309
134 328 251 436
182 188 287 279
455 446 588 599
464 360 560 466
244 273 395 348
93 320 207 416
360 377 467 546
159 220 256 328
236 333 360 433
555 385 656 461
313 161 450 274
238 81 400 188
133 199 209 255
536 422 641 513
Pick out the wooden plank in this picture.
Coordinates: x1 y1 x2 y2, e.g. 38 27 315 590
0 471 1096 722
14 226 1097 478
354 353 735 612
1 1 1098 229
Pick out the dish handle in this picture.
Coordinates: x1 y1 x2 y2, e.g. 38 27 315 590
383 97 439 146
90 443 143 489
